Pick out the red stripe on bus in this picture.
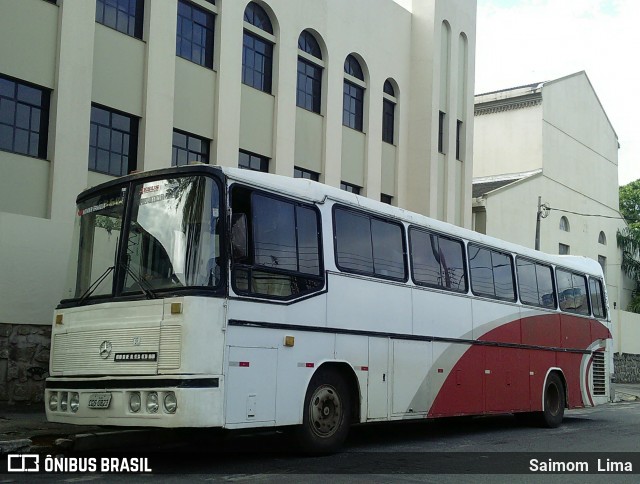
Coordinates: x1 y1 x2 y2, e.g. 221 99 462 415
239 362 250 367
306 363 314 368
429 313 609 417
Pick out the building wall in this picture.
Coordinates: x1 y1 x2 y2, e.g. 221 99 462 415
0 0 476 403
404 0 476 227
541 74 619 210
473 102 543 178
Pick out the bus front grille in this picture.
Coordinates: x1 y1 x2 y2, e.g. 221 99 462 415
158 325 181 370
51 328 160 375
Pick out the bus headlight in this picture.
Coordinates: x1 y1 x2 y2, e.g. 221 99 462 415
60 392 68 411
129 392 141 413
49 393 58 411
146 392 159 413
70 393 80 413
163 392 177 414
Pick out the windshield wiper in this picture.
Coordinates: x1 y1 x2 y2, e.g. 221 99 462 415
119 262 157 300
78 266 115 304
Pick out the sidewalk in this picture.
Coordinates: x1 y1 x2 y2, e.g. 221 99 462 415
0 403 102 454
613 383 640 402
2 384 640 455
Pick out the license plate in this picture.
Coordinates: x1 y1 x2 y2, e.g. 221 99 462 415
88 392 112 409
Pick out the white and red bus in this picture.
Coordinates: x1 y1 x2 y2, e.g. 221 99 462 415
46 165 612 453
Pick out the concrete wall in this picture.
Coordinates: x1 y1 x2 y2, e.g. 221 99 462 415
614 353 640 384
405 0 476 227
474 103 543 178
541 73 619 211
0 324 51 405
616 311 640 355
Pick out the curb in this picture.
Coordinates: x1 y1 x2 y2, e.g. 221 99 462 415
71 429 163 452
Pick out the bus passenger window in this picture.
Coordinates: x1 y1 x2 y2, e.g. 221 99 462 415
335 210 374 274
516 258 556 309
468 244 515 301
589 278 606 319
371 219 405 279
557 269 589 315
230 187 323 300
410 228 466 292
334 207 406 281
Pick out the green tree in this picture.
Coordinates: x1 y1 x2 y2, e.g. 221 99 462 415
617 180 640 312
619 179 640 229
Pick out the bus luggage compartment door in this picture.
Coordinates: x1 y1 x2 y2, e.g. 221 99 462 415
225 346 277 425
367 338 389 420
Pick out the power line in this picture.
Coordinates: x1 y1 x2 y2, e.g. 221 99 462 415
548 207 640 223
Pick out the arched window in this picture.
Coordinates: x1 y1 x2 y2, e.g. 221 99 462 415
296 30 323 113
559 216 570 232
244 2 272 33
382 79 397 144
242 2 274 93
343 55 365 131
598 231 606 245
344 55 364 80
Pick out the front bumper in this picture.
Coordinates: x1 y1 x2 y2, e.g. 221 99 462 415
45 376 223 428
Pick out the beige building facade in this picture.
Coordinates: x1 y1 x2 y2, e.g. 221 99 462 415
472 71 638 357
0 0 476 331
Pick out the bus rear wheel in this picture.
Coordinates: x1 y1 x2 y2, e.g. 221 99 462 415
295 368 351 454
537 373 565 428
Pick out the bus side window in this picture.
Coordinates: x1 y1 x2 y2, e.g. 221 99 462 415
589 278 606 319
516 258 556 309
409 228 467 292
557 269 589 315
231 213 248 260
230 186 323 300
334 207 406 281
468 244 515 301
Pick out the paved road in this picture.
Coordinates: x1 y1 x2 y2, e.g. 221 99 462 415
4 401 640 483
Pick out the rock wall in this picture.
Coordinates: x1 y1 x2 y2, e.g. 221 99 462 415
614 353 640 384
0 324 51 405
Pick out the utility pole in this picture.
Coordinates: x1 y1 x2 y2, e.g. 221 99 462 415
535 196 542 250
535 197 549 250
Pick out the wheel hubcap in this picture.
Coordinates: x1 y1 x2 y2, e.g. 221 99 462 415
309 385 342 438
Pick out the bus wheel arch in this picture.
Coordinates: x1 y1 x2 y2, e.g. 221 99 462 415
295 363 359 454
538 370 567 428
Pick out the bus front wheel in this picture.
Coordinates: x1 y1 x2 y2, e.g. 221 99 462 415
295 368 351 454
537 373 565 428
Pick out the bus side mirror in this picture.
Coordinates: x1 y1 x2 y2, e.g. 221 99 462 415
231 213 248 260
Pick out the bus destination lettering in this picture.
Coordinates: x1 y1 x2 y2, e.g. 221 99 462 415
114 352 158 362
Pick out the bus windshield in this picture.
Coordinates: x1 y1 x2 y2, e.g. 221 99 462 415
68 175 222 301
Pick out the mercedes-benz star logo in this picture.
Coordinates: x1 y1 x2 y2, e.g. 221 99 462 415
99 340 112 360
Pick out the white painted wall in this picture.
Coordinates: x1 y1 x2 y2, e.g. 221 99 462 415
474 103 543 178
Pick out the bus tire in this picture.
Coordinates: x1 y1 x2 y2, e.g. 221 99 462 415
537 373 565 428
295 368 351 454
